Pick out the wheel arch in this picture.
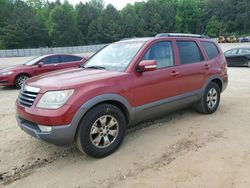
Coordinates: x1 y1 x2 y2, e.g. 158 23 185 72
98 100 130 124
15 72 31 78
203 76 223 94
211 78 222 92
71 94 134 140
14 72 31 82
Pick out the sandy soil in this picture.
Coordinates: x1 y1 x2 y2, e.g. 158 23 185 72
0 44 250 188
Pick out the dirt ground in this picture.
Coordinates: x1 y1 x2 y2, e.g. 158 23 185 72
0 44 250 188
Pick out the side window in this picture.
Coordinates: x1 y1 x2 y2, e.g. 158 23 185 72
61 55 82 63
42 56 60 64
73 56 83 61
238 48 250 55
225 49 238 56
176 41 204 65
201 41 219 59
142 41 174 69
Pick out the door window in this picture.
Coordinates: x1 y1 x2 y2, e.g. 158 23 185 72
42 56 60 64
61 55 82 63
238 48 250 55
142 41 174 69
224 49 238 56
176 41 204 64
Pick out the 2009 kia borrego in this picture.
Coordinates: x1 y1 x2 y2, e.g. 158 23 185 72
16 33 228 158
0 54 86 88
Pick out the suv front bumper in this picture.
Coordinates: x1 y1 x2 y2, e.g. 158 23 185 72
16 115 76 145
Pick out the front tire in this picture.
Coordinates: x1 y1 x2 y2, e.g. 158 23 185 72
76 103 126 158
15 74 29 89
195 82 221 114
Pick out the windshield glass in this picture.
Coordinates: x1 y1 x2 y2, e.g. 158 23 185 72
84 41 145 71
24 56 43 65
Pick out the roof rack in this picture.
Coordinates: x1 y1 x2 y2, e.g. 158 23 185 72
155 33 209 39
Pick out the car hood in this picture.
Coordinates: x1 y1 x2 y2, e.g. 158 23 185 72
0 64 25 73
26 68 127 91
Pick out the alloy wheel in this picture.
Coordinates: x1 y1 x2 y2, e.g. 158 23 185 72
90 115 119 148
18 75 28 87
206 88 218 109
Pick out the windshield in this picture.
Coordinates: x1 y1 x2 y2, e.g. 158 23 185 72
84 41 145 71
24 56 43 65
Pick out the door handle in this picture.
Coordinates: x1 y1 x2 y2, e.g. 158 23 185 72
205 64 210 70
170 71 180 77
54 64 58 67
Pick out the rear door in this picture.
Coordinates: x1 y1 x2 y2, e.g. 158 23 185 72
176 40 206 94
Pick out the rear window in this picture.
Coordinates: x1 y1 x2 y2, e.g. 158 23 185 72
201 41 219 59
176 41 204 65
61 55 82 62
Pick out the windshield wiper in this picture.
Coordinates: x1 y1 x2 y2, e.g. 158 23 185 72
79 64 85 68
84 66 107 70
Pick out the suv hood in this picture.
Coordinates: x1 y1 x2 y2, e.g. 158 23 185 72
26 68 126 91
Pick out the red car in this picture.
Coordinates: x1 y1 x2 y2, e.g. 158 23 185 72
16 33 228 158
0 54 86 88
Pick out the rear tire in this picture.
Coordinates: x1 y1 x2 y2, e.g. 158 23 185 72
195 82 220 114
15 74 30 89
76 103 126 158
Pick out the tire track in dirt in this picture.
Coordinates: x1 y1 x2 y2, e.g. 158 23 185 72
0 147 76 185
92 131 226 188
0 110 184 186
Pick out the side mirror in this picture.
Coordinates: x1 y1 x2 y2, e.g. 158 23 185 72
38 62 44 67
137 60 157 72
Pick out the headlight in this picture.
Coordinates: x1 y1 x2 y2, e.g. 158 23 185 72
0 71 14 76
37 89 74 109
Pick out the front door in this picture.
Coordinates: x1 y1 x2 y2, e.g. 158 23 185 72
132 41 182 121
34 55 60 76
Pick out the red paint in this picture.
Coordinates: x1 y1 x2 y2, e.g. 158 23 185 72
16 37 228 126
0 54 86 87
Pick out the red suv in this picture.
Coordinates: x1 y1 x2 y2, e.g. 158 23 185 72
16 33 228 158
0 54 86 88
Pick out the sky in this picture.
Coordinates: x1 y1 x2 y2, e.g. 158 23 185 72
63 0 144 9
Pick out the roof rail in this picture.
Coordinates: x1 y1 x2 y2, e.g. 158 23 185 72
155 33 209 39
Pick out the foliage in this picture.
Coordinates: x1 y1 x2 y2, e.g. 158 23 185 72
0 0 249 49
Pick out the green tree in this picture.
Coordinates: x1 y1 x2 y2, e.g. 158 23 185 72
87 4 122 44
205 16 221 37
175 0 201 33
0 0 250 49
1 0 49 48
75 0 103 44
49 1 80 46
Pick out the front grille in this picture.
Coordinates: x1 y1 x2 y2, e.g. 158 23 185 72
18 85 39 107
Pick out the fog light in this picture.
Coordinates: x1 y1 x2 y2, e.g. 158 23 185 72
38 125 52 132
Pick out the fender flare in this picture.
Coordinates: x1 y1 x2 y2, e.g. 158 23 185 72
69 94 134 139
201 75 224 97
